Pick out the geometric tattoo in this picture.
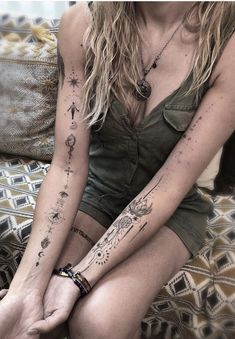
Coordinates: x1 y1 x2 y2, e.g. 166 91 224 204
66 66 80 130
77 174 164 273
35 62 81 266
78 204 152 272
67 67 79 89
35 191 69 267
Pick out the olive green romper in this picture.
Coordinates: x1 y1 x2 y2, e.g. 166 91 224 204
79 72 213 257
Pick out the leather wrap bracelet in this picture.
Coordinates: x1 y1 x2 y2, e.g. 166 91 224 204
53 263 91 297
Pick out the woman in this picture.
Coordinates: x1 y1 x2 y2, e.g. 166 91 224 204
0 2 235 338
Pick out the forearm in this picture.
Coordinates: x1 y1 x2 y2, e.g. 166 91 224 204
9 163 88 296
72 80 235 288
72 170 183 287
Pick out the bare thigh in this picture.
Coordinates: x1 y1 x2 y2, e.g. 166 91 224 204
68 225 191 339
40 210 107 339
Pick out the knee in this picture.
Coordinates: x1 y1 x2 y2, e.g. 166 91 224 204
68 297 136 339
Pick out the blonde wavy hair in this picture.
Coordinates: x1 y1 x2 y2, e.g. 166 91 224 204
81 2 235 127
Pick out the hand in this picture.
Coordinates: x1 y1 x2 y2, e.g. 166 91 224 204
29 274 80 335
0 290 43 339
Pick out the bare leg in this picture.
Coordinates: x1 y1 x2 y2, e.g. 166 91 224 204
68 225 191 339
40 210 107 339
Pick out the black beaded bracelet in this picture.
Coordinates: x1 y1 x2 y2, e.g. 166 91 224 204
53 263 91 297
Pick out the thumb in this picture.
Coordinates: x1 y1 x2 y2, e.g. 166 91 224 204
27 310 68 335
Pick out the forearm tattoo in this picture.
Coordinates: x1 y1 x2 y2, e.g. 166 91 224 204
77 175 164 272
36 191 69 266
71 226 95 246
35 60 82 266
67 67 80 130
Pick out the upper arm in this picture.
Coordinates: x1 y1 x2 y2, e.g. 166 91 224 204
52 2 91 174
159 33 235 198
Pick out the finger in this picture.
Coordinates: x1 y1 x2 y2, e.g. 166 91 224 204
0 289 8 299
27 310 68 335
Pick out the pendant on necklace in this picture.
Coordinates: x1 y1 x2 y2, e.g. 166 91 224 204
133 78 152 101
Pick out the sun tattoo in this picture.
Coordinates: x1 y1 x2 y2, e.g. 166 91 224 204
67 67 79 89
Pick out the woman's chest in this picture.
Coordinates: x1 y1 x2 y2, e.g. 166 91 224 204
133 37 197 125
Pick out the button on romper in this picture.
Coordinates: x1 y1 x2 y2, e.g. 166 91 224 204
79 71 213 257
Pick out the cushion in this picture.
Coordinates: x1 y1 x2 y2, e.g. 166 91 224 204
196 148 223 190
0 154 50 286
142 191 235 338
214 133 235 195
0 13 59 161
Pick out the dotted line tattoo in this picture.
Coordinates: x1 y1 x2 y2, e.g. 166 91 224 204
36 191 69 266
65 65 80 130
35 61 81 266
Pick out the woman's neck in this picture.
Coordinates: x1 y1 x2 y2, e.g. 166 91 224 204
135 1 195 31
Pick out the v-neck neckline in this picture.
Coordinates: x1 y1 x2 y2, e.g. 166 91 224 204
118 68 194 131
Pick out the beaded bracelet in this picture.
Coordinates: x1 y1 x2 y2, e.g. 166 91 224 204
53 263 91 297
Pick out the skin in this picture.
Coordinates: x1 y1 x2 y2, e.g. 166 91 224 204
0 2 235 339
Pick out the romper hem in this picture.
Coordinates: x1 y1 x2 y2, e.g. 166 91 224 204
79 195 211 258
79 200 113 228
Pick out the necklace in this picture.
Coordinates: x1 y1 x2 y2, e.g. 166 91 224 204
133 14 187 101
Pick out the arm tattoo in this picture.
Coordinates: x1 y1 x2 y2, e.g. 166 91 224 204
35 63 81 266
66 66 80 129
71 226 95 246
64 134 76 189
77 174 165 272
65 134 76 160
70 121 78 130
63 64 80 187
67 102 79 120
130 222 148 241
143 175 163 199
36 191 69 266
66 66 81 128
67 67 80 89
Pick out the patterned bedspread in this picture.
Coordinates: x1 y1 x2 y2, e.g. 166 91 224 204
0 153 235 339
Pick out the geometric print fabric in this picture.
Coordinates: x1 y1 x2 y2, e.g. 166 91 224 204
142 193 235 339
0 154 50 288
0 153 235 339
0 13 59 160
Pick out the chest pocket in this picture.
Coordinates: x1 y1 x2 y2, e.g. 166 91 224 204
162 104 197 132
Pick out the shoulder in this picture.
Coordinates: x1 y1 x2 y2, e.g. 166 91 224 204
209 30 235 88
58 2 92 60
206 31 235 127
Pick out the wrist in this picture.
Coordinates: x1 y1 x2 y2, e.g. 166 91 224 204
8 268 49 298
53 273 81 299
72 261 102 288
53 263 90 297
7 284 43 302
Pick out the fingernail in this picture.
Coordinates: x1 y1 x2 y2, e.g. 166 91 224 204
28 328 39 335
